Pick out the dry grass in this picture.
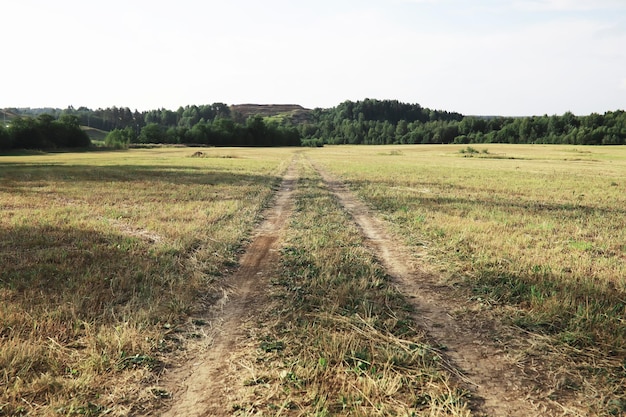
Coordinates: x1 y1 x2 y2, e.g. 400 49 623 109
305 144 626 415
0 147 290 416
231 159 471 416
4 144 625 415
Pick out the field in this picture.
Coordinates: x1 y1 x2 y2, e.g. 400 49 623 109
0 148 289 415
80 127 109 144
1 145 625 416
309 145 626 414
314 145 626 348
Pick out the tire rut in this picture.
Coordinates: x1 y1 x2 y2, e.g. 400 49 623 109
308 158 559 417
158 158 298 417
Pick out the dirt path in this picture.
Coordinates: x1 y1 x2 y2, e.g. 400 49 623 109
155 155 575 416
158 159 298 417
308 158 562 417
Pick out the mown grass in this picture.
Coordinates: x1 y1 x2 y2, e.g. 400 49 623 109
0 147 290 416
305 144 626 414
237 158 471 416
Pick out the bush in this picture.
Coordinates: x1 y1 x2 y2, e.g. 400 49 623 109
104 128 134 149
301 138 324 147
459 146 479 154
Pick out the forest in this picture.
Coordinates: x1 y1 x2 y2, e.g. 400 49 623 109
2 99 626 150
0 114 90 150
302 99 626 146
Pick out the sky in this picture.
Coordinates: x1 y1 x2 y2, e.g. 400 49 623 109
1 0 625 116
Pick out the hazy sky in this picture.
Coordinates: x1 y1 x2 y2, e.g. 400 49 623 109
2 0 625 115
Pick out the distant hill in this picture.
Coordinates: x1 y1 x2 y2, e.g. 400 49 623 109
81 126 109 142
229 104 313 124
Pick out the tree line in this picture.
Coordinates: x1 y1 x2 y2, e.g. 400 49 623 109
4 99 626 150
0 114 90 150
104 114 300 148
298 99 626 146
2 104 301 149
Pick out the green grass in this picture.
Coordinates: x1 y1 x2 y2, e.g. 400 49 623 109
0 147 290 416
80 126 109 143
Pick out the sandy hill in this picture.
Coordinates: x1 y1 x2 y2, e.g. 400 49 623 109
229 104 312 123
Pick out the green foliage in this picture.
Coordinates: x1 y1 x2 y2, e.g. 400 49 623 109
301 138 324 147
459 146 479 154
0 124 12 150
127 111 301 147
4 114 91 150
298 100 626 146
138 123 167 144
104 127 135 149
8 101 626 148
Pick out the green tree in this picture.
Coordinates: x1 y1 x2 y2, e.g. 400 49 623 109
105 127 134 149
138 123 166 143
212 118 236 146
9 117 47 148
54 115 91 147
246 115 268 146
395 120 408 143
0 124 12 150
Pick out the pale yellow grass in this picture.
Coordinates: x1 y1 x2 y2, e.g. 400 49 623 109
232 158 472 416
304 144 626 414
0 147 293 416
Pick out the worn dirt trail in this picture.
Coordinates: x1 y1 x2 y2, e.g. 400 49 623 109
158 159 298 417
308 158 560 417
156 154 571 416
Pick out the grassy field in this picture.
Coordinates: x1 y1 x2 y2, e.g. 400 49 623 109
306 144 626 413
1 144 625 415
80 127 109 144
236 157 471 415
0 148 290 416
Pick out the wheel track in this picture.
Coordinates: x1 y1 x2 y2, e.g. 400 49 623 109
157 158 298 417
306 157 562 417
154 154 572 416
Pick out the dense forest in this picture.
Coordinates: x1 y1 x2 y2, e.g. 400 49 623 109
300 99 626 146
2 99 626 150
0 104 300 150
0 114 90 150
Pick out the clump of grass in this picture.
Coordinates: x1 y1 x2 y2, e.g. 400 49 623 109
459 146 490 157
378 149 404 156
458 146 479 155
245 161 471 415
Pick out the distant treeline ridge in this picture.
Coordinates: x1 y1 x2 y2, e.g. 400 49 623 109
2 99 626 150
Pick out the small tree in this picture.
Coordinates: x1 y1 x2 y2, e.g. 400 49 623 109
9 117 47 149
104 128 134 149
55 115 91 147
138 123 165 143
246 115 268 146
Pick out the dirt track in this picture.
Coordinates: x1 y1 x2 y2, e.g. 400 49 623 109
309 158 558 416
159 159 297 417
156 155 567 416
